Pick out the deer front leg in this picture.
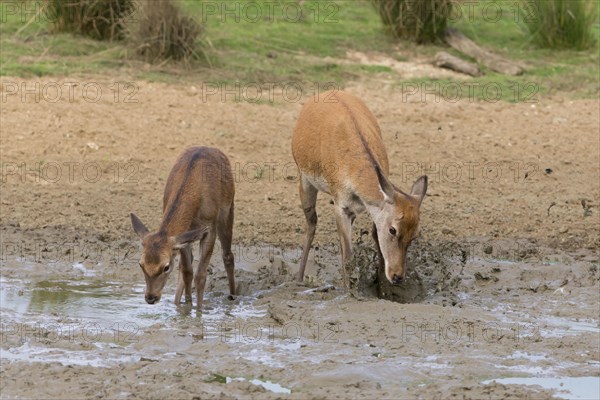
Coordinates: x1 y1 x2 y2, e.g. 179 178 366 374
217 203 236 300
297 176 318 282
175 246 194 305
371 222 384 271
194 231 217 310
334 206 354 289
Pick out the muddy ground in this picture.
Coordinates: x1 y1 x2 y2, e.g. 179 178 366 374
0 76 599 399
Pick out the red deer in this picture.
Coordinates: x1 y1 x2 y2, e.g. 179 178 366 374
292 90 427 286
130 147 235 309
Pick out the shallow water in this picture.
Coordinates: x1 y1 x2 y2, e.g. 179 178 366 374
482 377 600 400
226 377 292 394
0 276 265 326
0 276 268 364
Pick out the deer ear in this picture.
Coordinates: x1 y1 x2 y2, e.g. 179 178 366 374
130 213 149 240
410 175 428 204
173 227 209 250
375 165 395 203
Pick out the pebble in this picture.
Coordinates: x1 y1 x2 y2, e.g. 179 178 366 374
552 117 568 124
441 227 454 235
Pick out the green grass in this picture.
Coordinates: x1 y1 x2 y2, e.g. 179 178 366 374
446 0 600 99
0 0 598 101
398 0 599 101
0 6 128 77
519 0 598 50
182 0 396 82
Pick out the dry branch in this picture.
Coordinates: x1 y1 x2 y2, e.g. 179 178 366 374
434 51 482 77
444 28 524 76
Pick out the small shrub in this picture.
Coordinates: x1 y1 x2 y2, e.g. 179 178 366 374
519 0 598 50
135 0 204 63
371 0 452 44
46 0 135 41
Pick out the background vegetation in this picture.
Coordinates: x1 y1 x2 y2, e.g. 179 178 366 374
0 0 598 101
134 0 204 63
46 0 134 41
519 0 598 50
371 0 452 43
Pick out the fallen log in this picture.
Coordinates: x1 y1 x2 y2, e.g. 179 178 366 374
444 28 524 76
434 51 482 77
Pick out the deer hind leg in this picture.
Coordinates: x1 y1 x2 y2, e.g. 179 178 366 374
218 202 236 300
334 206 354 288
175 245 194 305
297 175 318 282
194 229 217 311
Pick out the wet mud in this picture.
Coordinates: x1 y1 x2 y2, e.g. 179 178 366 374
1 237 598 399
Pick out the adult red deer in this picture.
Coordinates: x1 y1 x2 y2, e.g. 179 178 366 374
130 147 235 309
292 90 427 286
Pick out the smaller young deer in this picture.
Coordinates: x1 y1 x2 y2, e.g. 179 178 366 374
130 147 235 309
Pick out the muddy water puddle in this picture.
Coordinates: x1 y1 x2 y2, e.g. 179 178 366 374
0 276 267 366
0 274 326 394
1 251 599 398
0 276 264 325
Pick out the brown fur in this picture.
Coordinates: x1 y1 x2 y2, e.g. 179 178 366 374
292 90 427 285
130 146 236 309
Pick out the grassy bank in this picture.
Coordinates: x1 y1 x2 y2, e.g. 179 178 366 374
0 0 598 101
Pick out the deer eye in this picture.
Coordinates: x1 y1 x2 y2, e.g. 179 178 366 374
389 227 397 236
163 263 171 273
